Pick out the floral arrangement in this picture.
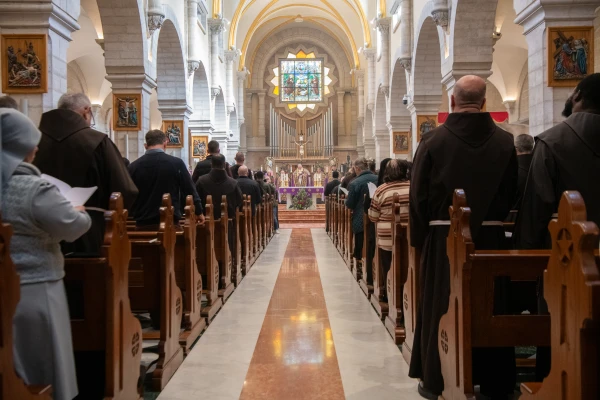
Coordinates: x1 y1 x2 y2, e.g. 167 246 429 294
290 188 313 210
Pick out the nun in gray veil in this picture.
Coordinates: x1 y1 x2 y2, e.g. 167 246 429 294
1 108 92 400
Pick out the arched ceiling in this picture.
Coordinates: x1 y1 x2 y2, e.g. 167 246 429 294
227 0 372 71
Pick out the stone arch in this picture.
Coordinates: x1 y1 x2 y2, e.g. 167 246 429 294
214 90 227 133
449 0 499 76
251 28 353 89
67 61 89 95
192 62 211 122
155 19 187 104
96 0 148 75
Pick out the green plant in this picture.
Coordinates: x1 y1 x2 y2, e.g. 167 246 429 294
290 188 313 210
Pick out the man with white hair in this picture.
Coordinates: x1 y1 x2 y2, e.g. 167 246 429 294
35 93 138 256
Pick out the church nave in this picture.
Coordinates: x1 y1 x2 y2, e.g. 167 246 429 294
157 229 417 400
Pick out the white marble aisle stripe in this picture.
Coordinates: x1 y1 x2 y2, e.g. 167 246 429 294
311 229 421 400
157 230 292 400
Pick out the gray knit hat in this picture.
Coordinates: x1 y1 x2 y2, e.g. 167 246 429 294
1 108 41 187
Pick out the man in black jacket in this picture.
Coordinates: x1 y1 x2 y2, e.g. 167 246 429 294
196 154 242 221
231 152 252 179
191 140 232 182
236 165 261 215
324 171 340 197
128 130 204 227
513 134 534 210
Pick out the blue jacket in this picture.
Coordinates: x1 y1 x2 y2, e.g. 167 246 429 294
345 170 377 233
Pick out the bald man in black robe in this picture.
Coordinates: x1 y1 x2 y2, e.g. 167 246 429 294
408 76 518 399
514 73 600 380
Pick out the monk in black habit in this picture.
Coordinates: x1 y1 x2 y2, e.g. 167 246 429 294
35 93 138 256
514 73 600 380
408 76 518 399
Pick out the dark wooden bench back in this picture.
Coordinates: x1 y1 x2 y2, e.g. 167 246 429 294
438 189 551 399
521 191 600 400
196 197 222 322
0 216 52 399
213 196 233 301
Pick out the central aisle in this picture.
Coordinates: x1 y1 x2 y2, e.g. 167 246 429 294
158 229 420 400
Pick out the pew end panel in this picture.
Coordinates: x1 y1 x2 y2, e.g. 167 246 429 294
197 197 223 323
0 217 53 400
215 195 234 302
128 194 184 391
521 191 600 400
65 193 143 400
175 196 207 355
439 190 551 400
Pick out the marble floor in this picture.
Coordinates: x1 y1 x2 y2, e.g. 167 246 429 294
157 228 421 400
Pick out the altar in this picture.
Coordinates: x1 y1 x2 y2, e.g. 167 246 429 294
278 187 324 210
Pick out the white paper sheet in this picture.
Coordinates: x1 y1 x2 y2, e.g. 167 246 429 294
41 174 97 207
368 182 377 199
339 187 349 195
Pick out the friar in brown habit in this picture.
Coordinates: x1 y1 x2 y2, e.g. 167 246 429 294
514 73 600 380
408 76 518 399
35 93 138 256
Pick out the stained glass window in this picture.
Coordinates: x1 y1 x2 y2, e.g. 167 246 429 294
279 59 323 104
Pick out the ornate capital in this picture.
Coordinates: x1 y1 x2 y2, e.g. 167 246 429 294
353 69 365 80
379 85 390 97
208 18 225 34
211 87 221 99
148 14 165 36
237 70 249 82
399 57 412 72
187 60 200 77
376 17 392 34
431 10 449 31
363 48 377 61
224 50 237 63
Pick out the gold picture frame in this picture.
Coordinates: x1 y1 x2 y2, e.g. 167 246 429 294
191 134 209 161
1 34 48 94
417 115 438 142
113 93 142 131
162 120 184 148
548 26 594 88
393 132 410 154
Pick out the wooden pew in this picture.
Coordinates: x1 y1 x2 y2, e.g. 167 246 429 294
127 194 183 391
521 191 600 400
239 195 251 276
345 205 354 272
333 195 339 248
0 216 52 399
214 196 234 302
256 198 263 254
64 193 143 400
174 196 206 355
438 190 551 400
359 201 372 293
197 197 223 323
326 194 331 235
231 198 243 288
384 195 410 343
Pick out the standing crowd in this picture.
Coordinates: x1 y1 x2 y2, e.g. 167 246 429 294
0 92 277 400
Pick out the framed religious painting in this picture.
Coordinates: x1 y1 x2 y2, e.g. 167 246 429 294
162 120 184 148
417 115 438 142
393 132 410 154
113 94 142 131
1 34 48 94
191 134 208 161
548 26 594 88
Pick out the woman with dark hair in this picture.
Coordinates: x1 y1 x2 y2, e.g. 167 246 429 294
368 159 411 301
377 158 392 186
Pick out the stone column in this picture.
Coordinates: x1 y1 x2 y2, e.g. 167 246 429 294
337 90 346 139
0 2 80 124
250 92 258 141
355 69 365 121
237 70 249 152
187 0 200 77
106 74 156 160
376 17 392 93
364 49 377 110
257 90 266 142
398 0 412 69
224 50 238 155
208 18 224 94
514 1 600 135
159 101 193 166
91 104 105 134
